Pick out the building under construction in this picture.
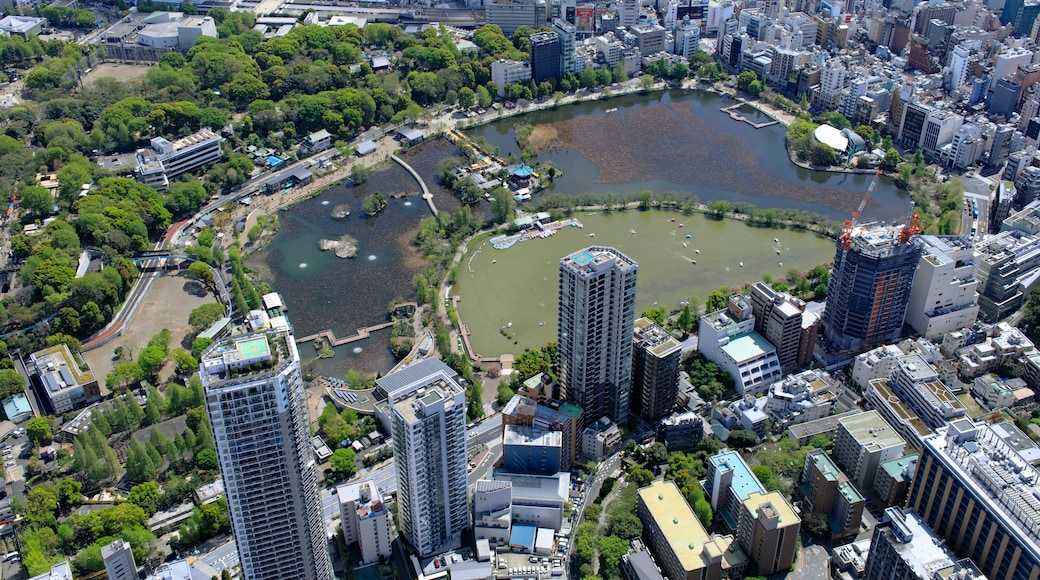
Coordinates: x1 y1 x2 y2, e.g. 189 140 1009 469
822 223 923 353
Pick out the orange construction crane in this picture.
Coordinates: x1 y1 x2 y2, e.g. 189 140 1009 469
840 167 882 249
900 203 922 244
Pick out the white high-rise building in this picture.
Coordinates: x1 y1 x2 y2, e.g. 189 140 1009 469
618 0 640 26
948 44 969 92
392 378 469 557
817 58 847 110
553 19 578 74
558 247 638 425
200 331 334 580
102 540 137 580
905 236 979 339
338 480 392 565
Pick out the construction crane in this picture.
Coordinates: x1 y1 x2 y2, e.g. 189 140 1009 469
840 167 882 250
900 202 922 244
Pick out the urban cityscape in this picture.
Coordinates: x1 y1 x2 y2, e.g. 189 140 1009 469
4 0 1040 578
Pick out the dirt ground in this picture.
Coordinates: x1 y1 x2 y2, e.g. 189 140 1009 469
83 63 154 87
83 272 218 389
527 125 560 153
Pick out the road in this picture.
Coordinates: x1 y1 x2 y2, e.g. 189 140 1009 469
189 538 238 580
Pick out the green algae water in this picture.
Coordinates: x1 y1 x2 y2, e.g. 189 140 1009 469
453 211 835 357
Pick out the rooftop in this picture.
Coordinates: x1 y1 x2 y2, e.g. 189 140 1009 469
742 490 799 527
880 454 918 481
877 508 958 578
30 344 95 395
807 448 843 482
375 358 458 402
637 480 712 573
720 332 775 363
839 410 908 450
491 469 569 503
709 450 766 502
561 246 637 277
503 425 562 448
634 317 682 358
871 379 933 437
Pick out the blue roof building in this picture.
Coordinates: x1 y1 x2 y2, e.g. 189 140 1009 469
702 450 766 530
509 524 536 553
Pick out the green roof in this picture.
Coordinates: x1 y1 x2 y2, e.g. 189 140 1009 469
880 454 918 481
557 401 583 419
720 332 775 363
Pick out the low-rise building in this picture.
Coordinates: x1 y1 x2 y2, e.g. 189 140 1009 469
144 560 192 580
0 15 44 39
136 128 223 191
28 343 99 416
760 369 837 431
491 59 532 97
300 129 333 155
958 322 1040 379
473 480 511 547
656 411 704 452
971 373 1034 410
502 394 582 470
489 469 569 531
787 410 863 445
582 416 621 460
338 480 392 565
866 355 965 448
503 425 562 475
698 295 782 396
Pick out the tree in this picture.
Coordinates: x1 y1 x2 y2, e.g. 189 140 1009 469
20 186 53 218
126 482 160 515
736 71 758 94
638 190 653 210
497 383 515 405
626 466 654 488
195 448 218 471
55 478 82 507
640 74 654 91
330 448 357 477
676 304 695 335
0 369 25 399
189 303 225 334
598 535 629 571
187 262 214 287
707 200 728 218
350 164 370 185
26 417 53 445
458 86 475 110
726 429 758 449
490 187 514 224
363 192 387 215
107 361 144 392
811 142 836 166
607 511 643 539
882 148 900 171
125 438 156 482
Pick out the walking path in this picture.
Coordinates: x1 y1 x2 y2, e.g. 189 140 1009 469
391 154 438 215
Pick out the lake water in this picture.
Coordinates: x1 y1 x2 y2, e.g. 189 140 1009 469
256 88 906 374
452 210 836 356
466 90 909 222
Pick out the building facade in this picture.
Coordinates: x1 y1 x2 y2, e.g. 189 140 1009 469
337 481 392 565
200 331 334 580
823 226 923 353
801 449 865 538
907 419 1040 580
737 491 800 575
529 31 562 82
631 317 682 421
905 236 980 338
136 128 223 191
749 282 819 373
699 295 783 396
391 380 470 557
861 507 985 580
833 410 907 491
558 247 638 425
102 540 137 580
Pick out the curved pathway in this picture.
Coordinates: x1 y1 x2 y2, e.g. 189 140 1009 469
391 155 438 215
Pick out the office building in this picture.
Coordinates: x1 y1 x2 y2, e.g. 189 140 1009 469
502 394 582 470
862 508 985 580
28 343 99 416
558 247 638 425
698 295 783 396
636 480 746 580
800 449 865 538
489 468 570 530
552 19 579 74
749 283 819 373
503 425 562 475
631 317 682 422
920 110 964 159
484 0 549 35
823 225 923 353
906 236 980 338
529 31 561 83
136 128 223 191
200 330 334 580
630 23 667 55
908 419 1040 580
391 378 469 557
833 410 907 491
473 480 512 546
491 59 532 97
975 229 1040 322
703 450 767 531
737 491 800 576
337 480 392 565
102 540 137 580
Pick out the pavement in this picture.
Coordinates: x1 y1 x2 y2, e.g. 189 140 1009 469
790 544 831 580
